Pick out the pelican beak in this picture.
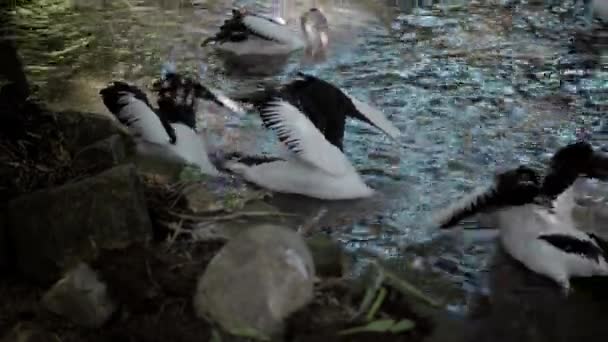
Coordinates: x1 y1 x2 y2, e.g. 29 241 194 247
198 86 246 116
272 17 287 25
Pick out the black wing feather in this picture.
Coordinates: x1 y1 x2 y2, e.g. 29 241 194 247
539 234 606 263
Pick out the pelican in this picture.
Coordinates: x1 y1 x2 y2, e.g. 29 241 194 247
435 147 608 294
202 2 330 69
99 74 239 176
219 75 401 200
233 72 400 151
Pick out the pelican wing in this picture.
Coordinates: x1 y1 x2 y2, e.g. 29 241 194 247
538 233 605 263
342 91 401 141
169 124 219 176
259 99 351 176
433 185 499 229
242 15 305 48
116 96 174 145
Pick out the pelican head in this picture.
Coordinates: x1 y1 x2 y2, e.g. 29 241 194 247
493 166 542 206
544 141 608 189
300 8 329 56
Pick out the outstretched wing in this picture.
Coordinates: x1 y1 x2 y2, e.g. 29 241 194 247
342 90 401 141
100 82 175 144
433 185 499 229
259 99 351 176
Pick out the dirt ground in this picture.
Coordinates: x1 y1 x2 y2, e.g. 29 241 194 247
0 239 431 342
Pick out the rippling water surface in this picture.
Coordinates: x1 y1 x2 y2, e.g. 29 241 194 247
8 0 608 321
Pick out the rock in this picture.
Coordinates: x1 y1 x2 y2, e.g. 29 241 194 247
193 225 315 340
1 322 58 342
0 211 7 270
53 111 134 154
305 234 345 278
72 134 127 172
7 164 152 282
42 263 116 328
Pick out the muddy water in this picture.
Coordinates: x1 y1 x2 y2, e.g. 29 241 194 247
7 0 608 339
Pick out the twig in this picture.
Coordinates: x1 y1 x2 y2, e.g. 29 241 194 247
169 182 199 209
161 219 193 246
145 260 161 290
297 207 328 236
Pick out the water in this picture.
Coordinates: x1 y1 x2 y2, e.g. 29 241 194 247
6 0 608 335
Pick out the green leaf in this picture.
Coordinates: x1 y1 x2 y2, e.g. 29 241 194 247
380 263 441 307
338 318 417 336
390 319 416 333
366 287 387 321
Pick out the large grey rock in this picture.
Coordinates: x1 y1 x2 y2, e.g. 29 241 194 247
7 164 152 282
54 111 134 154
72 134 127 172
193 225 315 340
42 263 116 328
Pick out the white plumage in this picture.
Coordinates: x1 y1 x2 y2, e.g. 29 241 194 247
225 99 374 200
242 15 305 50
494 201 608 294
113 94 171 145
260 100 351 176
99 82 219 176
166 123 219 176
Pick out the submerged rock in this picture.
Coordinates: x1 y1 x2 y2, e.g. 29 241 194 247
72 134 128 172
42 263 116 328
193 225 315 340
6 164 152 282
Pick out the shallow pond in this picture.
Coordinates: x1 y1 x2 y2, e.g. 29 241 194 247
6 0 608 339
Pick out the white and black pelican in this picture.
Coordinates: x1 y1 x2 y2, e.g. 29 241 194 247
218 74 401 200
202 2 329 61
99 74 240 176
233 72 400 151
435 151 608 294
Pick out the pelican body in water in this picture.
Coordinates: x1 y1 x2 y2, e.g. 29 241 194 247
100 73 241 176
219 73 401 200
202 5 330 74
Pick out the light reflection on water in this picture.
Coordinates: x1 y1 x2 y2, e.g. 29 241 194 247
11 0 608 311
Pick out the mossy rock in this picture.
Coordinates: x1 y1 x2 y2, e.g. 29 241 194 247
6 164 152 283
